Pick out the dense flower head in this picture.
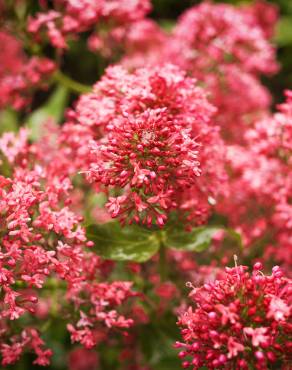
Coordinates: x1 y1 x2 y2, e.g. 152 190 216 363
28 0 151 50
216 145 288 247
124 2 275 142
243 92 292 270
0 0 291 368
0 56 55 110
0 130 136 366
201 65 272 142
0 31 24 76
120 19 168 69
171 2 278 75
74 63 215 130
117 2 277 143
245 90 292 159
216 88 292 272
87 108 201 227
176 263 292 369
241 0 279 39
78 64 225 226
0 30 55 110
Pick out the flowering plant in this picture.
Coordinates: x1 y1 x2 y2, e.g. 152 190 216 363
0 1 291 369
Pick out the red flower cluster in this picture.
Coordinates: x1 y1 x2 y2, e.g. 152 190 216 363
0 131 136 366
1 329 52 366
28 0 151 51
167 2 278 142
120 1 278 142
245 90 292 158
170 2 278 75
176 263 292 369
0 0 291 368
217 91 292 272
0 31 55 110
78 64 225 226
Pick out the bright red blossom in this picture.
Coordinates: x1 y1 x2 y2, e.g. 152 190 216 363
0 31 55 110
80 64 224 226
28 0 151 51
176 263 292 369
0 131 136 366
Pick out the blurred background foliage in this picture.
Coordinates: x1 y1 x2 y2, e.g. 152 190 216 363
53 0 292 107
26 0 292 113
1 0 291 134
152 0 292 105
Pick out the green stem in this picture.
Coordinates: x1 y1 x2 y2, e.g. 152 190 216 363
53 70 92 94
159 240 167 282
13 278 66 290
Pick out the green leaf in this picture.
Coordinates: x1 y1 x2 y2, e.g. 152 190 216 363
139 321 180 369
165 225 221 252
86 219 242 261
159 20 175 32
225 228 243 249
0 109 18 134
86 222 160 262
26 85 69 141
275 17 292 46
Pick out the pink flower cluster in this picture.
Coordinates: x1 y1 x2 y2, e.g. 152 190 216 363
241 0 279 39
119 19 167 69
176 263 292 369
28 0 151 51
121 1 278 142
245 90 292 158
170 2 278 75
0 130 136 366
0 0 291 368
77 64 225 226
217 91 292 271
0 31 55 110
67 279 135 348
169 2 278 141
1 329 52 366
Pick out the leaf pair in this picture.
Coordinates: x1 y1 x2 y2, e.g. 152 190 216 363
86 221 241 262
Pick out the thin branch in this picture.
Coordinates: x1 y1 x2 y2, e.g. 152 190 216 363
53 70 92 94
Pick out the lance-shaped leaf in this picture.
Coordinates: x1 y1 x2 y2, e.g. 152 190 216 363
26 85 68 141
